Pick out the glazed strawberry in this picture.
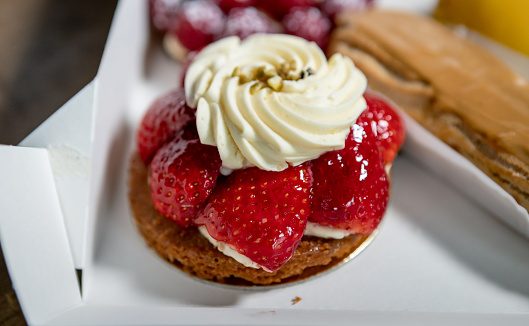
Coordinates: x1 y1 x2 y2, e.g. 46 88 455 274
283 6 332 49
149 0 184 33
218 7 282 40
137 88 195 164
173 0 226 51
197 164 313 271
150 129 222 227
357 92 406 165
321 0 374 19
258 0 316 19
310 123 389 235
215 0 258 13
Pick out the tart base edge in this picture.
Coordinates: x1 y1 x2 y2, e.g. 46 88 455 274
128 152 371 286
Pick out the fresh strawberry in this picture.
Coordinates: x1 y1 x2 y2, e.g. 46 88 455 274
196 164 313 271
137 88 195 164
258 0 316 19
215 0 258 13
320 0 374 19
149 0 184 33
150 128 222 227
218 7 282 40
310 123 389 235
173 0 226 51
357 92 406 165
282 6 332 50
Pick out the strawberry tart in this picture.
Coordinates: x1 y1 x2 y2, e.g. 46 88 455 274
129 33 405 286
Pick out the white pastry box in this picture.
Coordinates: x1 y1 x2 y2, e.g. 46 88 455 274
0 0 528 325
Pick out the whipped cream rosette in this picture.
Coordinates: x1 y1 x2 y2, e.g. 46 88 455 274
184 34 367 171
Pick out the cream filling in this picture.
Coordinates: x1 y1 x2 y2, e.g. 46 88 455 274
303 222 351 239
198 226 263 270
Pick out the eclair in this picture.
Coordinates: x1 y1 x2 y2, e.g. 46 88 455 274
328 10 529 214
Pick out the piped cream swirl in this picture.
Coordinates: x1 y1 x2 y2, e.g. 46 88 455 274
185 34 367 171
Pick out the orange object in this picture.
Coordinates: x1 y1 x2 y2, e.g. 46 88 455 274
435 0 529 56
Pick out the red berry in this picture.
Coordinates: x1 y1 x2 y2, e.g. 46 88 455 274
137 89 195 164
150 130 222 227
310 123 389 235
258 0 315 19
321 0 374 19
357 92 406 165
149 0 184 33
173 0 226 51
197 164 313 271
215 0 258 13
219 7 282 40
282 6 332 50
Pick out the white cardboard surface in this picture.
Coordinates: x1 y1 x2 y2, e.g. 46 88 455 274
19 82 94 268
78 153 529 315
45 307 529 326
403 114 529 238
1 0 529 324
0 146 81 325
83 0 154 301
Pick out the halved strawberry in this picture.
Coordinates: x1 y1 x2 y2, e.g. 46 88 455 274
310 123 389 235
150 127 222 227
196 164 313 272
137 88 195 164
357 92 406 165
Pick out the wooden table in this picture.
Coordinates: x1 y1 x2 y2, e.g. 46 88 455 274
0 0 118 323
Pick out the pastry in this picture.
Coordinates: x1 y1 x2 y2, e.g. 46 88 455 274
328 10 529 213
129 34 405 286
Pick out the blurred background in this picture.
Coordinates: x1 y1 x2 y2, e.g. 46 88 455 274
0 0 118 145
0 0 117 324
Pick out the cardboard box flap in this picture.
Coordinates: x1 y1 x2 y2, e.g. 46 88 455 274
83 0 151 296
0 146 82 325
402 114 529 238
19 82 95 269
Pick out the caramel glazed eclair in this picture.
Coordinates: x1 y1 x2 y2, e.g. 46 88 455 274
328 10 529 213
